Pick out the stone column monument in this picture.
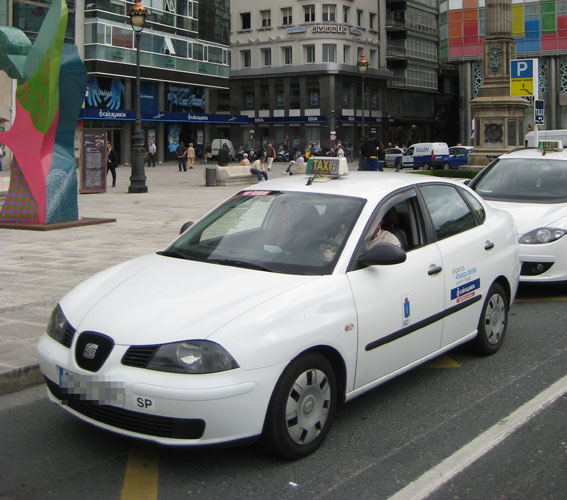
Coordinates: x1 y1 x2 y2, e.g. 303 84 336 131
468 0 529 167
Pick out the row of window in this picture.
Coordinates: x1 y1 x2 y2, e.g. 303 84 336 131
240 81 381 110
238 5 378 32
84 22 229 65
239 45 376 69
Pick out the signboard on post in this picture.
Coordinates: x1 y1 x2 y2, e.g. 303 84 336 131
534 99 545 126
510 59 539 97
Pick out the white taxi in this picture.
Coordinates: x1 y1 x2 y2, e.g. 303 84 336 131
37 159 520 459
469 142 567 283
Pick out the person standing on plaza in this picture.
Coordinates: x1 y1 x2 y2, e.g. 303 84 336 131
265 142 276 171
176 141 187 171
363 137 379 171
106 142 118 187
187 142 195 169
250 154 268 182
217 143 230 166
146 139 156 167
377 143 385 171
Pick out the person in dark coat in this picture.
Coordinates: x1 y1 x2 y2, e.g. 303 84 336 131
217 143 230 166
106 142 118 187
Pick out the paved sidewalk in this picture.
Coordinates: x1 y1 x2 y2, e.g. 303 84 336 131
0 160 286 395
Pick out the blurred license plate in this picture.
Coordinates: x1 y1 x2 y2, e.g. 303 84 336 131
58 366 125 406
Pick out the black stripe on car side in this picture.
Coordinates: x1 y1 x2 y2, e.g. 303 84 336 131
365 294 483 351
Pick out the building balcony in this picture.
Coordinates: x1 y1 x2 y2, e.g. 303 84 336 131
84 44 229 80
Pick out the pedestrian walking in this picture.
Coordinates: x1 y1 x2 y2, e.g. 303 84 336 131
377 143 385 171
265 142 276 171
106 142 118 187
187 142 195 169
217 143 230 166
146 139 156 167
176 141 187 171
0 144 5 171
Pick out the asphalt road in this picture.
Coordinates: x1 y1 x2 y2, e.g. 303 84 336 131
1 284 566 500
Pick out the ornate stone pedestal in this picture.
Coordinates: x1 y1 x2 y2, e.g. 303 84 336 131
468 0 530 167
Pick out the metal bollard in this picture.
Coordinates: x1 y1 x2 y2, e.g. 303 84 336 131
205 166 217 186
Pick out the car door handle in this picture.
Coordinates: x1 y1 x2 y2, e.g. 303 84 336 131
428 265 443 275
484 241 495 250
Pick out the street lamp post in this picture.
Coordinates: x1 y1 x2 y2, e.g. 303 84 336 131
357 53 369 139
128 0 148 193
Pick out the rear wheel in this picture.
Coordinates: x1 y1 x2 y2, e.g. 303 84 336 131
469 282 508 355
262 353 337 460
443 162 450 170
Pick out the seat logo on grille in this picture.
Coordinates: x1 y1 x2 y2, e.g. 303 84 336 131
83 343 99 360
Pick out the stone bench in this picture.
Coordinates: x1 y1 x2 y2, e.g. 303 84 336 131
204 164 255 185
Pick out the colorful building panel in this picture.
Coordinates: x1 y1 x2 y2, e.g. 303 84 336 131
442 0 567 61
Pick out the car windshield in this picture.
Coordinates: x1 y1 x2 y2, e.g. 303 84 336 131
473 157 567 202
161 190 365 275
385 148 400 154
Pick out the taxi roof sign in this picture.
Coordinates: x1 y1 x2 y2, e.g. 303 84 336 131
538 140 563 152
309 157 349 182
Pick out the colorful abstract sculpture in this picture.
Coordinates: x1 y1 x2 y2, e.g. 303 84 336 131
0 0 87 224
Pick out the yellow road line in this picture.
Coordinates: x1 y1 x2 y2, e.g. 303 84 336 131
121 445 159 500
515 297 567 303
420 355 461 369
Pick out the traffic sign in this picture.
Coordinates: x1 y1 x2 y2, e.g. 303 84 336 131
510 59 538 97
534 99 544 126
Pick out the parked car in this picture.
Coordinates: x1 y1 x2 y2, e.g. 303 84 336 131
384 147 404 168
401 142 450 170
211 139 235 161
447 146 474 169
469 142 567 283
38 170 519 460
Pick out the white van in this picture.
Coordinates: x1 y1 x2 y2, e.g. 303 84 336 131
401 142 450 170
525 130 567 148
211 139 235 161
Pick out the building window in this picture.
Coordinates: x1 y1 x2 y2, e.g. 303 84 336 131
343 45 350 64
322 4 336 22
357 9 363 27
305 44 315 63
307 83 320 108
262 47 272 66
241 12 251 30
343 6 350 23
370 49 377 68
281 7 292 25
112 26 133 49
369 12 376 30
290 82 300 109
241 50 251 68
283 46 293 65
304 5 315 23
260 10 271 28
322 44 336 62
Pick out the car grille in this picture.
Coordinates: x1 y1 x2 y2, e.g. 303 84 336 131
46 378 206 439
121 345 159 368
75 332 114 372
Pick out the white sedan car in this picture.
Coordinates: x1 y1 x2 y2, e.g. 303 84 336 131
384 147 404 168
38 167 520 459
469 144 567 283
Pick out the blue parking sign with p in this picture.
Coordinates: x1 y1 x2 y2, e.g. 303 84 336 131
510 59 538 96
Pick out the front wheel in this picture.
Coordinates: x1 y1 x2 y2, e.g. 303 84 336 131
262 352 337 460
469 282 508 355
422 162 430 170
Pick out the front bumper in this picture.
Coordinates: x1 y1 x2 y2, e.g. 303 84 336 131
519 238 567 283
37 334 285 446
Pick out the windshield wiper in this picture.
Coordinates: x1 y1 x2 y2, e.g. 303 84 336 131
156 249 191 260
206 258 274 272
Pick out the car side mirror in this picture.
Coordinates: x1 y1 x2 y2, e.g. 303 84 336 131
358 242 407 267
180 221 194 234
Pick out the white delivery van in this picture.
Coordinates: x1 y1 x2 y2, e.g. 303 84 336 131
401 142 450 170
525 130 567 148
211 139 235 161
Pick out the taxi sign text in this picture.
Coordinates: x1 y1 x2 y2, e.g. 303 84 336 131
312 158 341 176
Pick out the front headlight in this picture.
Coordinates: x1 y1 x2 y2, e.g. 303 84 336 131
146 340 239 374
46 304 76 348
519 227 567 244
